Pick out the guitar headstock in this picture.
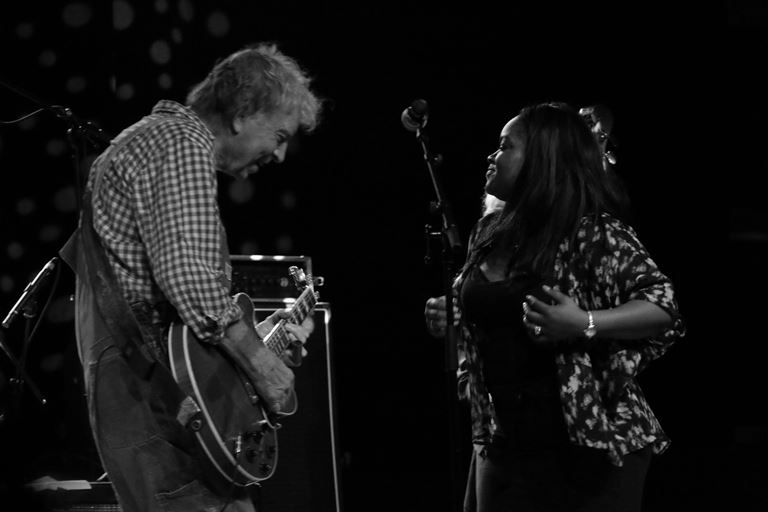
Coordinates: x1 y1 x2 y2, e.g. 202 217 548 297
288 266 320 305
288 266 309 291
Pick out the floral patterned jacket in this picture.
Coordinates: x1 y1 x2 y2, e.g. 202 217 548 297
454 212 685 466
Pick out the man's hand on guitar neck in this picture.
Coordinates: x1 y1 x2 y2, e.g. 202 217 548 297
256 309 314 366
220 317 293 414
221 300 313 414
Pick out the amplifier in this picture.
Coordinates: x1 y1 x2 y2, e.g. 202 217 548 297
230 254 316 301
252 302 343 512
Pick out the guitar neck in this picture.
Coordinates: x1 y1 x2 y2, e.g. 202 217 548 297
263 287 316 356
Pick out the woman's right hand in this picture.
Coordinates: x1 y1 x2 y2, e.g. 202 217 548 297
424 295 460 338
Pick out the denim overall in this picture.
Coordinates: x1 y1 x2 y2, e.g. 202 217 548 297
60 122 257 512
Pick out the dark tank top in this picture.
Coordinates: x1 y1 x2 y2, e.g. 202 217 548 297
460 265 566 446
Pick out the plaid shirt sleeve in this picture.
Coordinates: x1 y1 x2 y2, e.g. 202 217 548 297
131 132 242 342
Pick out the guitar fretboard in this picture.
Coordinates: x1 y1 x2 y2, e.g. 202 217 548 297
263 286 316 355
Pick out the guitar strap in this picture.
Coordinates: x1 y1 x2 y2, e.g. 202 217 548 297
59 118 200 428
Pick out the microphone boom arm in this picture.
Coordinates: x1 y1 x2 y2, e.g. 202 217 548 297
403 100 463 370
417 130 463 256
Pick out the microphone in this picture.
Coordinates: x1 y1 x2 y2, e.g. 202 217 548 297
2 257 59 329
401 99 429 132
48 105 111 147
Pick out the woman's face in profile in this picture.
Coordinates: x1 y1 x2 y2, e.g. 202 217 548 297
485 115 526 201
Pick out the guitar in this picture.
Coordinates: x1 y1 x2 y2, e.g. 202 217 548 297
168 266 317 486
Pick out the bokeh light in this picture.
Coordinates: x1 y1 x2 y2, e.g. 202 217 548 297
61 2 92 28
157 73 173 90
45 138 67 157
38 50 57 68
15 198 37 216
6 242 25 260
0 275 14 293
227 179 254 204
206 11 230 37
16 22 35 39
154 0 169 15
149 40 172 65
65 76 88 94
116 82 136 101
113 0 135 30
178 0 194 22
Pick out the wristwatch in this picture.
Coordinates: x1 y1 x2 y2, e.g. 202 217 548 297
583 310 597 339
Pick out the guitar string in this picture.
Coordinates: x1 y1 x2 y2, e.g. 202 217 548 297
265 289 317 354
272 292 316 351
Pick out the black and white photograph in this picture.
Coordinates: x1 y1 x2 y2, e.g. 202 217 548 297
0 3 750 511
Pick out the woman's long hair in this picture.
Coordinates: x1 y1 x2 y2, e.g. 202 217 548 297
476 102 629 278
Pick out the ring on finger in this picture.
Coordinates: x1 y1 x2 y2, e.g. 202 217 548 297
533 325 542 336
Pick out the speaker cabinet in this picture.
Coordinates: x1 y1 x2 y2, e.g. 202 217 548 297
252 302 343 512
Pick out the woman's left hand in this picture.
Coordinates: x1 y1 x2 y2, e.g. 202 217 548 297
522 285 587 344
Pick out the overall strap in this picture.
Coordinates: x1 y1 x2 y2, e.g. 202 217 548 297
61 116 166 378
60 115 203 428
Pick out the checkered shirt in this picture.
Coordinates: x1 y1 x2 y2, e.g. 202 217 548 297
87 100 242 342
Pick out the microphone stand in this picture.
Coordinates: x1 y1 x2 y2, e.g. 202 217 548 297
0 78 109 415
412 123 465 512
2 106 109 410
1 256 60 408
0 330 47 407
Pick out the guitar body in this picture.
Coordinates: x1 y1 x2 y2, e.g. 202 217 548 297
168 269 314 487
168 320 279 485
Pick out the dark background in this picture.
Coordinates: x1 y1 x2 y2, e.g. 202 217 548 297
0 2 754 511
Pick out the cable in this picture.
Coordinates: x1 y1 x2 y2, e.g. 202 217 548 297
0 107 46 124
